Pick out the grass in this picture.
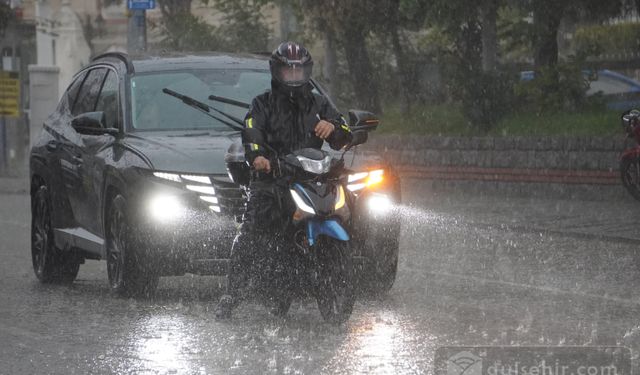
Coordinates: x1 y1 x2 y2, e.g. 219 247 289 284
379 104 622 137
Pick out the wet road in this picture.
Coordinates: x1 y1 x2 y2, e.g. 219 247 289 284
3 181 640 374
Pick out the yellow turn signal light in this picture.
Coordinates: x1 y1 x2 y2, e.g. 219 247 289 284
335 185 346 210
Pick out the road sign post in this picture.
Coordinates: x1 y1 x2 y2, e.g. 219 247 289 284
127 1 154 53
0 71 20 172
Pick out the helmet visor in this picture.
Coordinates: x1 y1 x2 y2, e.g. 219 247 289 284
273 63 312 87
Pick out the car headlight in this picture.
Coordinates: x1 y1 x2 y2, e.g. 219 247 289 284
148 195 185 222
367 192 393 215
348 169 384 192
152 170 221 214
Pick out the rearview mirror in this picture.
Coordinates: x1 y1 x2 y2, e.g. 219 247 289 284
71 112 118 136
349 130 368 147
348 110 379 132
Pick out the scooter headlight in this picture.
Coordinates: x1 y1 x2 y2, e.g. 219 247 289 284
296 155 332 174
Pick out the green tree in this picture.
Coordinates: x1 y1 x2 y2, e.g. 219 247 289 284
155 0 269 53
211 0 270 52
156 0 220 51
298 0 382 113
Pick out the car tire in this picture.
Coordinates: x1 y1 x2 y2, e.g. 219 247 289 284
372 256 398 294
621 156 640 201
106 194 159 298
359 235 399 295
31 185 80 284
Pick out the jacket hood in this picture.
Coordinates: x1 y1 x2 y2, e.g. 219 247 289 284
124 131 239 175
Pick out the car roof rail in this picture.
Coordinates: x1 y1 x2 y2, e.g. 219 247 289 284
91 52 135 73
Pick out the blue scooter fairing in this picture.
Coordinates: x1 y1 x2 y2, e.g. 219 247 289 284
306 219 349 246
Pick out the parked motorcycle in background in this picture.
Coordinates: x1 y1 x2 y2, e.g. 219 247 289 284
620 109 640 200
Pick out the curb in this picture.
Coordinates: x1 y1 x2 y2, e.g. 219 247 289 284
396 166 619 185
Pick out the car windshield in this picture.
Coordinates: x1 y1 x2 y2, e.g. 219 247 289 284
130 69 272 132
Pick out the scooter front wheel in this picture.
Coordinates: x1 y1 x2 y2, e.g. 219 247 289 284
315 238 355 324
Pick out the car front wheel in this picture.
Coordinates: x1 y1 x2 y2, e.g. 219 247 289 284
106 194 158 297
31 185 80 283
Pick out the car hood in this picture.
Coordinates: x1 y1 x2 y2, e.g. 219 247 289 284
124 131 240 174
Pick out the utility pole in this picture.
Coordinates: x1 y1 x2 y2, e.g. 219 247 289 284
127 0 155 53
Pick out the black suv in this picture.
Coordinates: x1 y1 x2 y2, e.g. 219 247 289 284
29 52 401 296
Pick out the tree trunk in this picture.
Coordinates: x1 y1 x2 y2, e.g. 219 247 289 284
390 26 414 112
342 26 381 114
480 0 498 72
532 0 564 68
322 30 337 97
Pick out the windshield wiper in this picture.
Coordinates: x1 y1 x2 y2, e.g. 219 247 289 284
167 131 211 137
161 88 244 131
208 94 250 109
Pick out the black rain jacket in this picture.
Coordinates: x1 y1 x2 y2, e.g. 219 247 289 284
243 81 352 165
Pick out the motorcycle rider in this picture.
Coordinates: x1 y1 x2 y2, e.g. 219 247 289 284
215 41 353 319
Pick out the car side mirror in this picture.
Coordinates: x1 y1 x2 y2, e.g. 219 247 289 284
348 110 379 132
71 112 118 136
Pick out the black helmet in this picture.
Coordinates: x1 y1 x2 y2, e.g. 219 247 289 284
269 41 313 88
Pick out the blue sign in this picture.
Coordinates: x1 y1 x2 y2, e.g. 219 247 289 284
127 0 155 10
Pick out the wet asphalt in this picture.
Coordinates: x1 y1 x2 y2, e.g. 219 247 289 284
3 180 640 374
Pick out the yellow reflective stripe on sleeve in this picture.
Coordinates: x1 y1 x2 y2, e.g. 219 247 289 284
340 116 351 132
250 143 259 151
246 118 253 128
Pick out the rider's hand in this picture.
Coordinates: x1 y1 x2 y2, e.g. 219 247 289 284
253 156 271 173
314 120 335 140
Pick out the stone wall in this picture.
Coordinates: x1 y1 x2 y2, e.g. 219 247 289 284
364 135 625 171
362 134 633 201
